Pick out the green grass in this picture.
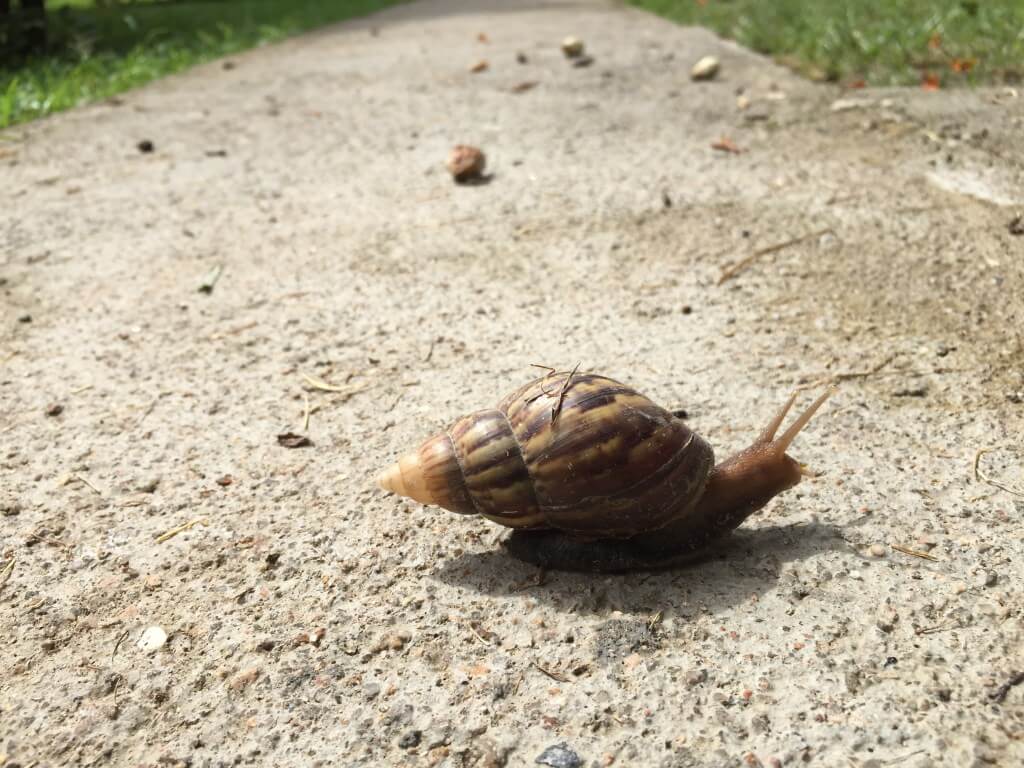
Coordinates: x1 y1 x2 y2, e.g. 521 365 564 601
629 0 1024 87
0 0 404 128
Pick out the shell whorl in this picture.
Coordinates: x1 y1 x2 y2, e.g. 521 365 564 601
378 373 715 538
376 431 476 515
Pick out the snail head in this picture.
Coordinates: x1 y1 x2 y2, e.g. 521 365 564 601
697 386 836 522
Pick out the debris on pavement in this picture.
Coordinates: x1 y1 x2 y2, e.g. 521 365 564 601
277 432 313 448
536 742 583 768
690 55 720 81
197 263 224 294
137 626 168 653
560 36 584 58
446 144 486 182
711 137 743 154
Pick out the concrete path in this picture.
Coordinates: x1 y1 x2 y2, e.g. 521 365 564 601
2 1 1022 766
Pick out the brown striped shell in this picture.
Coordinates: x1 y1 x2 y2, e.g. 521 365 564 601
377 373 714 539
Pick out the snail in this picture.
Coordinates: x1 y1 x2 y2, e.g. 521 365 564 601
377 369 834 572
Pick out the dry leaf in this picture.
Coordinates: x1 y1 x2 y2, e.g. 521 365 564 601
469 60 488 73
277 432 312 448
711 137 743 154
510 81 539 93
921 72 941 91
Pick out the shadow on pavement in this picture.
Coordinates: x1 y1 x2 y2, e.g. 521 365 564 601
433 520 851 617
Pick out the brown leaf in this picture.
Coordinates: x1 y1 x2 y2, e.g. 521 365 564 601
921 72 941 91
277 432 312 448
510 80 539 94
469 59 488 73
711 137 743 154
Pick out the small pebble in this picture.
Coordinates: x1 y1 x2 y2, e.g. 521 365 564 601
875 607 898 633
363 681 381 700
399 730 422 749
229 667 261 690
685 668 708 687
18 314 32 323
137 476 160 494
45 403 64 417
868 544 886 558
952 581 968 595
561 37 584 58
294 627 326 647
819 231 840 250
137 625 168 653
446 145 486 182
976 570 997 588
137 139 155 153
536 742 583 768
690 55 720 81
830 97 873 112
893 383 928 398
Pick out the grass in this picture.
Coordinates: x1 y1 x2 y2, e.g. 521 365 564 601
0 0 404 129
3 1 1021 129
629 0 1024 87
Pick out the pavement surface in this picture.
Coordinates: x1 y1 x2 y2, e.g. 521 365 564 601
2 1 1023 766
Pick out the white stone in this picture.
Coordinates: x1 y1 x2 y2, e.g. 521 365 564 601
137 625 168 653
691 55 720 81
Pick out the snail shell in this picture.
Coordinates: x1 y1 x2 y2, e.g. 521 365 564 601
378 369 833 571
378 372 713 538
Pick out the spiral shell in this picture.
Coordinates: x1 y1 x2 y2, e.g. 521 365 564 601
377 373 714 538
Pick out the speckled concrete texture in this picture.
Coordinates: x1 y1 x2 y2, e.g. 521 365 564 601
1 1 1022 766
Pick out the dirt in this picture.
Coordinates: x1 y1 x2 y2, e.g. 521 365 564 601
1 0 1023 766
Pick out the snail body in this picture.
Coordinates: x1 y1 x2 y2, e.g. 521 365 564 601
378 371 833 572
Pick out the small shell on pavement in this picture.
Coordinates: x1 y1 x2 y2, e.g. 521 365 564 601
691 55 720 81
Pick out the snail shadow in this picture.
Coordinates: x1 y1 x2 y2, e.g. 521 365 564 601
432 522 850 617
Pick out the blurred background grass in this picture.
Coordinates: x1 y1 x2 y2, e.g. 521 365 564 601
2 0 1022 129
1 0 404 128
630 0 1024 87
